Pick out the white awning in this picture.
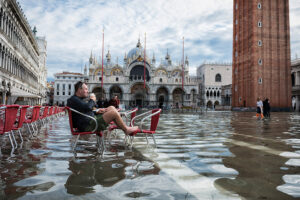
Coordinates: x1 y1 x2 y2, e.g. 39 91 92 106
10 87 40 98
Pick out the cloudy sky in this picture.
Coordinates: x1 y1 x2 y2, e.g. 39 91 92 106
18 0 300 80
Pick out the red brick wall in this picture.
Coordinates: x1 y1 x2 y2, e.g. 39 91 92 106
232 0 291 109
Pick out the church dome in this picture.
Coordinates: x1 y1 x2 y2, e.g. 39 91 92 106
127 39 144 60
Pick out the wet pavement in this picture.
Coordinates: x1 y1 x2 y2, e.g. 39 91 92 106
0 111 300 199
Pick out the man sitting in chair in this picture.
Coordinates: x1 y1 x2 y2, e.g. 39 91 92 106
67 81 138 135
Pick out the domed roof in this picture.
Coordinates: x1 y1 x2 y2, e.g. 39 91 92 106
127 39 144 60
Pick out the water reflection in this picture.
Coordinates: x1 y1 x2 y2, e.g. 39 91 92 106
214 112 299 200
0 112 299 199
65 151 160 195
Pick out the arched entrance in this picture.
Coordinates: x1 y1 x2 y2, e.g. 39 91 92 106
129 65 150 81
214 101 219 108
191 89 196 107
109 85 122 100
156 87 169 109
207 100 213 108
172 88 184 108
92 87 106 100
130 83 149 108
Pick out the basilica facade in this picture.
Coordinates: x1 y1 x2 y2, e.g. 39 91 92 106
85 39 198 109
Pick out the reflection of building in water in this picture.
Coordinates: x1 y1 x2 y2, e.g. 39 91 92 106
291 58 300 112
85 39 198 109
214 113 295 200
197 63 232 108
0 0 48 105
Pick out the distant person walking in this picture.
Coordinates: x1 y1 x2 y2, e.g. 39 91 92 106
256 97 264 119
264 98 271 118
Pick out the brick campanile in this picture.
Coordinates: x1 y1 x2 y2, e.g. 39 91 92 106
232 0 291 110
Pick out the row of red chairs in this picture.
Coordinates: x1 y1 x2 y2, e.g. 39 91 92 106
0 105 65 155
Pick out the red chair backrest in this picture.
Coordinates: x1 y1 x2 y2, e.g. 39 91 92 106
0 105 19 134
41 106 49 119
150 109 161 132
54 107 58 114
65 107 76 135
15 105 29 129
48 106 53 116
32 106 41 122
130 108 138 126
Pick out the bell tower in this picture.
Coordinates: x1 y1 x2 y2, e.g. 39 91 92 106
232 0 291 110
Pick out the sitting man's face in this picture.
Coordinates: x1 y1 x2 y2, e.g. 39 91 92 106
78 83 89 98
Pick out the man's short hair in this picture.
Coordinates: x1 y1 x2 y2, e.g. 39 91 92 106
74 81 84 94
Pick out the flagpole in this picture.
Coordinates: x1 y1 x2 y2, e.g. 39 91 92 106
101 28 104 96
144 32 146 89
182 36 184 107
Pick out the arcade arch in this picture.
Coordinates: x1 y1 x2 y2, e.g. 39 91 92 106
172 88 184 108
130 83 149 107
156 87 169 109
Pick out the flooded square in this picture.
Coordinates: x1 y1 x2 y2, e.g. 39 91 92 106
1 111 300 200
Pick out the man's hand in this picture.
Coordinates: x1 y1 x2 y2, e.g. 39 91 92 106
90 95 96 102
97 108 107 114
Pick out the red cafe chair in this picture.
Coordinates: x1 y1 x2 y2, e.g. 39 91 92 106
126 108 161 148
107 107 138 144
12 105 29 143
39 106 49 125
65 106 105 155
24 106 41 136
0 105 20 153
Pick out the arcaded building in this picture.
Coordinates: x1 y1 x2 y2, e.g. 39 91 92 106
85 39 198 109
0 0 47 105
197 63 232 108
232 0 291 110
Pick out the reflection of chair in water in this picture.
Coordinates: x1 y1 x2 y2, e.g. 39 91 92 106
65 107 105 154
65 159 126 195
65 160 97 195
126 108 161 147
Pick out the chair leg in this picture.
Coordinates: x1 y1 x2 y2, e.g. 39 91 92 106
73 135 80 152
18 129 23 143
101 136 106 153
151 134 157 147
130 136 134 148
18 129 24 148
8 132 15 149
96 135 101 153
11 131 18 148
145 134 149 145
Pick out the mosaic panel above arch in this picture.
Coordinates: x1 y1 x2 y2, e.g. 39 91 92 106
111 68 123 76
155 69 167 76
94 68 106 76
171 70 182 77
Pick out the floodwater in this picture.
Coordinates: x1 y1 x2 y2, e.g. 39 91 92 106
0 111 300 200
